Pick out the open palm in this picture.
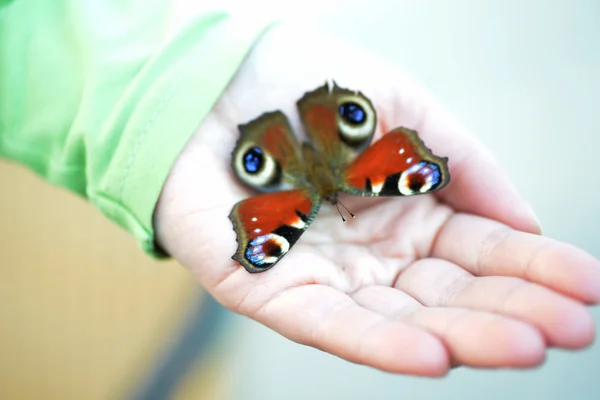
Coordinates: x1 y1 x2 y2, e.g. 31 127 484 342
154 24 600 376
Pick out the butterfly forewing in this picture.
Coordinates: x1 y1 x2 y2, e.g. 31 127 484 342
229 189 321 273
341 127 450 197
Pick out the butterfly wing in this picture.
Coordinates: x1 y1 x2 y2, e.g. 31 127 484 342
231 110 322 273
341 127 450 196
296 82 378 170
232 111 307 192
229 189 321 273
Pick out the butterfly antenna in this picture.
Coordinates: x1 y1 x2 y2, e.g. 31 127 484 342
336 199 355 223
334 203 347 223
339 200 355 219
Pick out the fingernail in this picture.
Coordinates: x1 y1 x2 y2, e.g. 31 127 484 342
525 201 543 235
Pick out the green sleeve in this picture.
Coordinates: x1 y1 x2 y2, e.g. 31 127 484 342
0 1 273 256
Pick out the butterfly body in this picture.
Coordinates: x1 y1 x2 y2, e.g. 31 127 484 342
229 83 450 273
302 143 339 200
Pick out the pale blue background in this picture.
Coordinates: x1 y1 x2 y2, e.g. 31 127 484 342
218 1 599 399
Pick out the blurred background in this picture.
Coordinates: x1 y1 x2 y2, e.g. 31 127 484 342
1 0 599 399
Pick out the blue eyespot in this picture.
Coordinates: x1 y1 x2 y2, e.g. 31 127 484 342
406 161 441 191
410 162 440 183
243 147 263 174
245 233 289 268
423 162 441 186
339 102 366 125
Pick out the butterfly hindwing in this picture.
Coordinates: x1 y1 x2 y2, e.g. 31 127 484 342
341 127 450 196
232 111 306 193
229 189 321 273
296 82 378 170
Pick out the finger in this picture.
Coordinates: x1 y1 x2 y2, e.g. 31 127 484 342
352 286 545 368
253 284 449 376
396 258 595 349
378 67 542 234
431 213 600 303
437 149 541 235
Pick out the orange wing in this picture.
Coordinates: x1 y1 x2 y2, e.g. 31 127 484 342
229 189 321 273
342 127 450 196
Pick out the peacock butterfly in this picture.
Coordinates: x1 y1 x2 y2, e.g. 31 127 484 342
229 82 450 273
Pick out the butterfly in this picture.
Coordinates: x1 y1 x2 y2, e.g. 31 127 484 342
229 82 451 273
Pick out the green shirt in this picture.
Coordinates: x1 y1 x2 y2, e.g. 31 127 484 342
0 1 272 256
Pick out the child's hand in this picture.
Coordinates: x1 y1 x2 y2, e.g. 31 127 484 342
154 23 599 376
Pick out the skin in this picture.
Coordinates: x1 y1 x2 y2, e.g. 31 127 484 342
154 23 600 376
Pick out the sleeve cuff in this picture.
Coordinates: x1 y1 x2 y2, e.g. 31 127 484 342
89 12 275 257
